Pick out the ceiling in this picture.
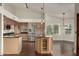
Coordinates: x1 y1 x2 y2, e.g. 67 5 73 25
3 3 75 19
6 3 75 12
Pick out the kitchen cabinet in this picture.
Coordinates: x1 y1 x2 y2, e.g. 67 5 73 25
19 22 28 32
19 22 28 41
21 32 28 41
35 36 53 55
3 16 20 34
3 36 22 54
35 23 45 36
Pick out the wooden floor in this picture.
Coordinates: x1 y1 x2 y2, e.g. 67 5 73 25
4 41 74 56
20 41 36 56
4 41 36 56
4 41 52 56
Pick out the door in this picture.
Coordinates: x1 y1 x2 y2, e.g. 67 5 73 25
77 13 79 55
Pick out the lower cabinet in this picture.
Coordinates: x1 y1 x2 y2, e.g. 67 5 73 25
20 32 28 41
3 36 22 54
35 36 53 55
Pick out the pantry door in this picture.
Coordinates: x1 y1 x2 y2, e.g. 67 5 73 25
77 13 79 55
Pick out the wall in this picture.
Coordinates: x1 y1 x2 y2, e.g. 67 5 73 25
19 23 28 32
74 3 79 54
45 14 75 42
0 14 1 55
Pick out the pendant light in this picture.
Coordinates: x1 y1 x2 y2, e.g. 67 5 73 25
40 3 45 36
61 12 66 54
62 12 66 37
41 3 45 24
62 12 65 26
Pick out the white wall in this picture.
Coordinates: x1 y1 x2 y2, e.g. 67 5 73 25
0 14 1 55
0 6 2 14
74 3 79 54
0 5 2 55
45 14 75 42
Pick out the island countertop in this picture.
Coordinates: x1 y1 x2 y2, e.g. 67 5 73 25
3 35 20 38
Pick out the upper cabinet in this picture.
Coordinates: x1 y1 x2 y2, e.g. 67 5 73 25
19 22 28 32
3 16 20 34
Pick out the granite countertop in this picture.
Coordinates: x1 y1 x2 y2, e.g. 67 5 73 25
3 34 20 38
4 35 20 38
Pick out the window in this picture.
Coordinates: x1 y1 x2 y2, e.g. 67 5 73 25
46 24 60 35
46 25 53 35
53 25 59 35
65 24 72 34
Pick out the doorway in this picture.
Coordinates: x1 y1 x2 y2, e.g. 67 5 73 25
28 23 35 41
77 13 79 55
27 22 45 42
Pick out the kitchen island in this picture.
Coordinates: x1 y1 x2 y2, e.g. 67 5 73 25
3 35 22 54
35 36 53 55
